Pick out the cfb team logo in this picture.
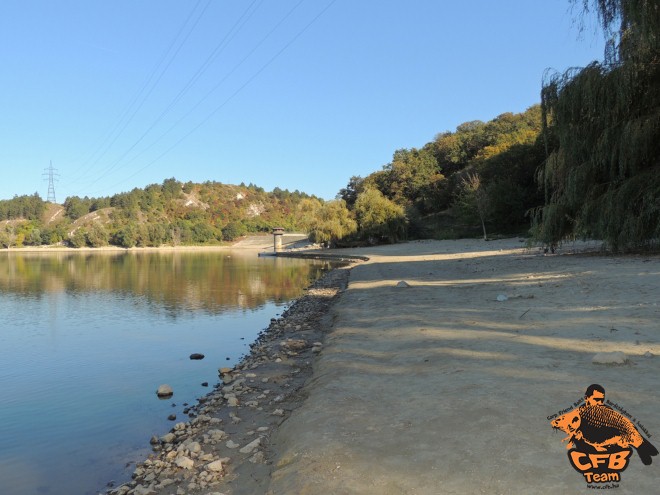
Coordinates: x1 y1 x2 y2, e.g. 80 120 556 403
549 384 658 487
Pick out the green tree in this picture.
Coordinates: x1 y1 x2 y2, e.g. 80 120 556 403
191 221 217 243
295 197 324 232
64 196 91 220
0 225 16 248
354 188 407 243
146 223 169 246
112 224 138 248
28 227 42 246
337 176 365 209
69 228 88 248
306 200 357 246
221 221 247 241
41 224 67 245
535 0 660 250
0 193 46 221
430 121 488 175
161 178 182 201
86 223 109 247
386 148 445 213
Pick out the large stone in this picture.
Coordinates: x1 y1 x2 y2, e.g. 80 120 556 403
160 433 176 444
177 440 201 453
239 437 261 454
156 384 173 398
206 458 229 472
189 353 205 360
280 339 308 351
157 479 175 489
175 456 194 470
133 485 156 495
207 429 226 441
592 351 628 365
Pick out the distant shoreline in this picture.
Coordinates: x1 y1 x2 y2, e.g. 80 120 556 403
1 244 258 253
0 234 310 254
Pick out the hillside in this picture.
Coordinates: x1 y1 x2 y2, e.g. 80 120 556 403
0 180 320 248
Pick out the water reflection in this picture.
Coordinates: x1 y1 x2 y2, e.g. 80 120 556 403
0 250 332 315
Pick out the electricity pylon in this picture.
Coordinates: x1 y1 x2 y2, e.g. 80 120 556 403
43 161 60 203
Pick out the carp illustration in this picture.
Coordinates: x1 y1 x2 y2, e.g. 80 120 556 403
551 404 658 465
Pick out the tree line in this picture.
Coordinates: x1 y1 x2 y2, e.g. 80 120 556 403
0 179 320 248
302 105 545 246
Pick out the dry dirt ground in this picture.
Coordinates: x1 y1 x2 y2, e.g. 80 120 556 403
265 238 660 494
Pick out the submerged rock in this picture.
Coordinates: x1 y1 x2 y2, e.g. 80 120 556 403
156 384 174 398
189 353 205 360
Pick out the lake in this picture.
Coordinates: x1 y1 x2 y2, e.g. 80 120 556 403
0 250 333 495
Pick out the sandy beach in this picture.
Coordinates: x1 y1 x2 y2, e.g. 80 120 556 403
109 238 660 495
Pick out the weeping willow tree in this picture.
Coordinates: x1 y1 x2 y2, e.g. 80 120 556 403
533 0 660 251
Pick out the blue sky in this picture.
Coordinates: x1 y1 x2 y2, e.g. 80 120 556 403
0 0 605 202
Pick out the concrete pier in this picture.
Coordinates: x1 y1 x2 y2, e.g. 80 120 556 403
272 227 284 253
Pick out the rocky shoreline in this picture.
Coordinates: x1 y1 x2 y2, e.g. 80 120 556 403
105 263 355 495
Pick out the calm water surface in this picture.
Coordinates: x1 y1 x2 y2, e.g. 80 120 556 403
0 250 333 495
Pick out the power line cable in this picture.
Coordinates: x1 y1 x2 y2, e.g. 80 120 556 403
79 0 211 181
79 0 264 192
100 0 337 195
91 0 306 182
68 0 212 189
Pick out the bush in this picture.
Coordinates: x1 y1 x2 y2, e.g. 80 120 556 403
191 222 218 243
68 228 88 248
222 221 247 241
112 225 138 248
86 223 109 247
